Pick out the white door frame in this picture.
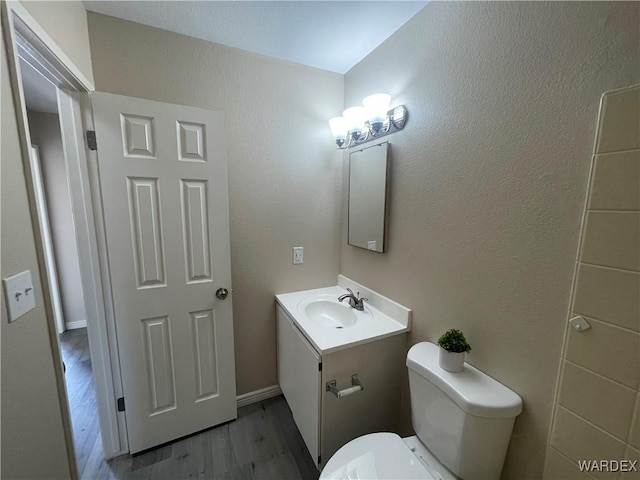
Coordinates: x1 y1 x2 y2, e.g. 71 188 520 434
2 1 128 459
28 144 65 335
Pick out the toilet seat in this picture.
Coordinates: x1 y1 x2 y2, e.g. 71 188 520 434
320 432 443 480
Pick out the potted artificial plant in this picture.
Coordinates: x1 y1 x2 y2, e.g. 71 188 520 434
437 329 471 373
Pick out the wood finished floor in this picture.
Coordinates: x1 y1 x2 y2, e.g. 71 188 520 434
60 329 319 480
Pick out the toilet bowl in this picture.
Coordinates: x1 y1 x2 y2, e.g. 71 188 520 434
319 342 522 480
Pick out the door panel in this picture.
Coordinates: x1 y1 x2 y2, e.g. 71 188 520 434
277 306 321 465
142 315 176 414
128 177 166 288
190 309 219 400
91 92 236 453
181 179 212 283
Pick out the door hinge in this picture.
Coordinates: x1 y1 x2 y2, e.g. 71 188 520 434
86 130 97 151
117 397 125 412
318 362 322 372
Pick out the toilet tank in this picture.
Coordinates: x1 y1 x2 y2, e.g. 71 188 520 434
406 343 522 480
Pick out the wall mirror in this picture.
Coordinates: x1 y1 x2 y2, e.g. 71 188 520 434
348 142 389 253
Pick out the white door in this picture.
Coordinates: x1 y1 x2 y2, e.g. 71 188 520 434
91 92 236 453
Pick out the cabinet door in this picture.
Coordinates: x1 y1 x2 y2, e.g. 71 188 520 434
277 306 321 465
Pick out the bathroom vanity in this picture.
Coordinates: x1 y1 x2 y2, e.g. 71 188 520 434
275 275 411 469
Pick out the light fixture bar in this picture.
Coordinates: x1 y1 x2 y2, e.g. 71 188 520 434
334 105 407 149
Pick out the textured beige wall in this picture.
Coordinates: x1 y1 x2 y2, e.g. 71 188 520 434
1 2 93 477
28 111 87 329
544 85 640 479
87 13 344 394
341 2 639 478
1 29 71 480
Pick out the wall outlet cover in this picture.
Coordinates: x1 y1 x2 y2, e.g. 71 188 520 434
293 246 304 265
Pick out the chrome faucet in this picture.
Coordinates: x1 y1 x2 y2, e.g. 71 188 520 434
338 288 368 311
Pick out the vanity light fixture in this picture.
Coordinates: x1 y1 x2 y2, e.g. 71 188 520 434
329 93 407 149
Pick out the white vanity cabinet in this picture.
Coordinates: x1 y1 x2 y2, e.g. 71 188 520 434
276 304 407 469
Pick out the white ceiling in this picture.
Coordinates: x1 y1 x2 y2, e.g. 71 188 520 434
20 1 427 113
83 1 428 74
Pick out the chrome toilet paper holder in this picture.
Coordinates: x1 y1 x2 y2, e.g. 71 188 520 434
326 374 363 399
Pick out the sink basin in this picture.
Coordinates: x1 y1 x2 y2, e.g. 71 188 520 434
300 296 363 329
277 278 411 354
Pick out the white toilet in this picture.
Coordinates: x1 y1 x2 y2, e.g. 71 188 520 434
320 342 522 480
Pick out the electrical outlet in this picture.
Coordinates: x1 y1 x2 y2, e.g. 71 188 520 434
293 246 304 265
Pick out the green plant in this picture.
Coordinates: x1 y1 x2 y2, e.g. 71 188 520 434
437 329 471 353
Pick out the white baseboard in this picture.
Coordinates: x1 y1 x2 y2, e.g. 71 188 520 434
65 320 87 330
236 384 282 409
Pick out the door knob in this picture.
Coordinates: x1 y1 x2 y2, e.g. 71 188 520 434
216 287 229 300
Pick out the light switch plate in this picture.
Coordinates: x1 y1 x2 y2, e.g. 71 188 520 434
3 270 36 323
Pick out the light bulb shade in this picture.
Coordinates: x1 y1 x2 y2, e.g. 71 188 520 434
342 106 367 135
329 116 347 142
363 93 391 126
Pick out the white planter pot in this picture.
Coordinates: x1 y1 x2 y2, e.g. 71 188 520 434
438 348 465 373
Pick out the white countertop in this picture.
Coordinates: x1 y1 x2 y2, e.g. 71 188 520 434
275 277 411 355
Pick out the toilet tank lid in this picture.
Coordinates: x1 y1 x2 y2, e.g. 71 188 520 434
407 342 523 418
